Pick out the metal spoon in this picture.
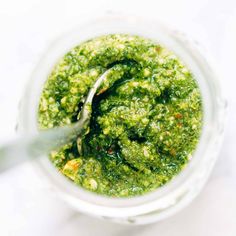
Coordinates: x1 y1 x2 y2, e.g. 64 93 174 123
0 68 112 172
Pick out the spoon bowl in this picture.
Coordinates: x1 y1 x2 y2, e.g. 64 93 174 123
0 68 112 172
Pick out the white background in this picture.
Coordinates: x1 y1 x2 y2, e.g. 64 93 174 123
0 0 236 235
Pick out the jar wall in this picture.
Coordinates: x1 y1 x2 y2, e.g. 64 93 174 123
18 15 226 224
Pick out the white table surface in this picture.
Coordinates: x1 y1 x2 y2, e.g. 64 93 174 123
0 0 235 235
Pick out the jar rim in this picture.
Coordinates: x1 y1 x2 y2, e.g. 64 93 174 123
18 14 226 219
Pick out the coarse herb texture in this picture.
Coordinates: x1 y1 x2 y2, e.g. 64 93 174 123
38 34 202 197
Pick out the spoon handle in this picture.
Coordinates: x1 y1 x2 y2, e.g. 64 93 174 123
0 120 84 173
0 69 111 173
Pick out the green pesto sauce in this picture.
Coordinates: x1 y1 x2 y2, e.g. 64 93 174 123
38 34 203 197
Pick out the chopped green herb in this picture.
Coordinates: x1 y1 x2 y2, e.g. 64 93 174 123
38 34 203 197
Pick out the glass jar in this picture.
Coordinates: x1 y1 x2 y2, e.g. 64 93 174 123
18 14 226 224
